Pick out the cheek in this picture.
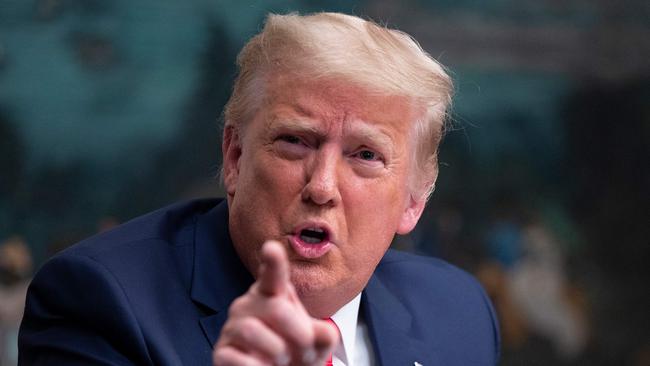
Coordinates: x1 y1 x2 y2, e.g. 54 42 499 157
241 147 304 201
344 173 408 225
341 178 406 254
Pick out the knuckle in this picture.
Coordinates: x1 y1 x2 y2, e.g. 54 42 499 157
266 301 314 347
236 317 259 342
296 328 315 348
212 347 232 366
228 296 249 317
265 299 292 323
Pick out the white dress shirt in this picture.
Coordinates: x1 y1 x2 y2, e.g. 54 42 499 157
330 294 375 366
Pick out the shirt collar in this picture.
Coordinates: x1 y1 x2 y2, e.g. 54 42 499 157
330 293 362 364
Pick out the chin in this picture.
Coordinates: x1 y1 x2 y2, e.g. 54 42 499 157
290 264 332 295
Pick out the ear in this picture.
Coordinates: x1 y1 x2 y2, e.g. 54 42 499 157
396 194 427 235
396 166 438 234
222 125 242 196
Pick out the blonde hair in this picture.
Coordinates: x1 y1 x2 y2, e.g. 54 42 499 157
224 12 453 200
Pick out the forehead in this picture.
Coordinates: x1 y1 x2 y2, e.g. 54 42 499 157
259 75 422 137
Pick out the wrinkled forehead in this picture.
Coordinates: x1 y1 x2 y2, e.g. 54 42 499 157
259 73 424 134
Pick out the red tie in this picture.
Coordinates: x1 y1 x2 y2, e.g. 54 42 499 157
325 353 333 366
324 318 339 366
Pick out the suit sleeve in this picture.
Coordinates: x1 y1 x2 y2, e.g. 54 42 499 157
18 254 151 365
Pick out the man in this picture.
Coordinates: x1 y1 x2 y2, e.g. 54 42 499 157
19 12 499 366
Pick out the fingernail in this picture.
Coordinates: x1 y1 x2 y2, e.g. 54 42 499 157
302 349 316 363
275 354 290 366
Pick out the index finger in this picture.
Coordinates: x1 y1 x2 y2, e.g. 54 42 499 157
257 240 290 297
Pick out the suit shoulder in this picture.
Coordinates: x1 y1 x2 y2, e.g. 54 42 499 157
378 249 480 290
375 249 501 363
20 250 153 364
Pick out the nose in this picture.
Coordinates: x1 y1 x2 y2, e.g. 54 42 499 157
301 148 341 207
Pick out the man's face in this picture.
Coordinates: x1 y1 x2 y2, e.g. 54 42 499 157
223 75 428 317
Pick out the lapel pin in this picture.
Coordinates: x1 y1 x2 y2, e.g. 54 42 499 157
414 362 423 366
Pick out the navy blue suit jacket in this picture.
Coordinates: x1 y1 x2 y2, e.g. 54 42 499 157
19 199 499 365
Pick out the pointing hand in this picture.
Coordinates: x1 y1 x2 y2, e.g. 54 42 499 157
213 241 339 366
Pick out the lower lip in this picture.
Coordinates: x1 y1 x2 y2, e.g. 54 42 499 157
288 235 332 259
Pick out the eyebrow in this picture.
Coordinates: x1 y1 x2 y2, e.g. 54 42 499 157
346 120 394 148
267 109 396 149
267 116 326 137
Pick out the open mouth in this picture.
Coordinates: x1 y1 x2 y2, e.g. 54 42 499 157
299 227 328 244
289 224 333 258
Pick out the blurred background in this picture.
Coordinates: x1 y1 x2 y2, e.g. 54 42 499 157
0 0 648 365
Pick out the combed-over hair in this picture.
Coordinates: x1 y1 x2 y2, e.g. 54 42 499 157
224 12 453 200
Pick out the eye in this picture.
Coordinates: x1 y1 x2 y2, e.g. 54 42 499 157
359 150 376 160
353 149 382 162
278 135 301 144
274 134 309 160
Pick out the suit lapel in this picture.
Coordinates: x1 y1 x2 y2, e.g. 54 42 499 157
190 200 254 347
363 271 441 366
